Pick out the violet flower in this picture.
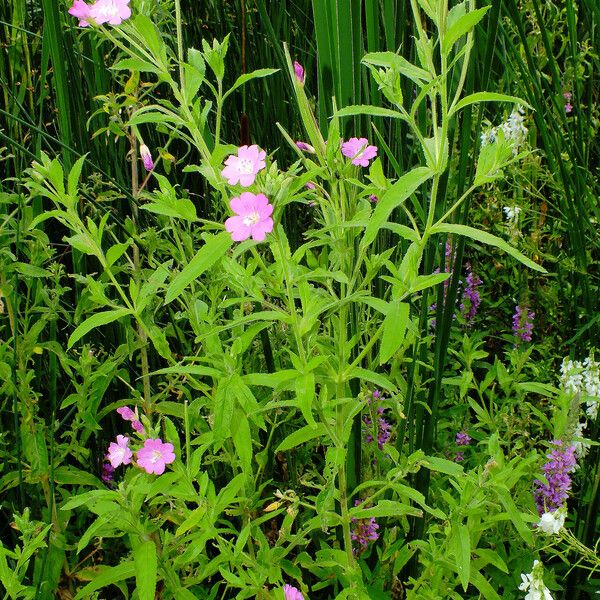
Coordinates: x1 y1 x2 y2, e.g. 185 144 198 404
101 461 114 483
456 431 471 446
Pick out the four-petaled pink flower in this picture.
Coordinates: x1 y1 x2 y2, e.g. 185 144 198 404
225 192 274 242
221 145 266 187
136 438 176 475
140 144 154 171
293 61 305 85
341 137 378 167
107 435 133 468
283 584 304 600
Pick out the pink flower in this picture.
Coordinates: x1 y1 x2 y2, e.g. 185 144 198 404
107 435 133 468
136 438 176 475
341 137 378 167
295 141 315 154
88 0 131 25
140 144 154 171
305 182 316 190
283 584 304 600
225 192 274 242
221 145 266 187
117 406 135 421
293 61 305 85
68 0 92 27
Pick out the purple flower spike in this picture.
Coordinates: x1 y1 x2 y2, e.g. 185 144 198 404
512 304 535 342
351 499 379 554
533 440 577 514
459 265 482 323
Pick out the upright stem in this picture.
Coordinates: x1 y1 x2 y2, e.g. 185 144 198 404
130 134 152 413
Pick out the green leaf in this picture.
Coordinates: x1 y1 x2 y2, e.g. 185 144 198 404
351 500 421 519
106 240 132 267
450 92 531 116
112 58 162 74
165 232 232 303
379 301 410 365
442 6 490 53
223 68 279 101
451 522 471 591
67 154 87 199
276 423 328 453
241 370 298 388
68 308 131 349
431 223 546 273
347 367 396 392
469 570 502 600
73 562 135 600
295 372 316 427
134 541 157 600
422 456 464 476
362 51 431 83
494 487 534 545
362 167 432 247
334 105 407 121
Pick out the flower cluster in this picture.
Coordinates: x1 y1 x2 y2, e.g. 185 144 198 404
519 560 554 600
563 91 573 114
104 407 176 477
533 440 577 515
454 430 471 462
513 304 534 342
68 0 131 27
220 145 274 243
560 355 600 420
481 106 528 150
362 389 392 450
351 499 379 554
536 507 566 536
504 205 521 223
459 266 482 323
283 584 304 600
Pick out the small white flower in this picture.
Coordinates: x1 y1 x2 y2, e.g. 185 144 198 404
504 205 521 222
537 508 566 535
519 560 554 600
